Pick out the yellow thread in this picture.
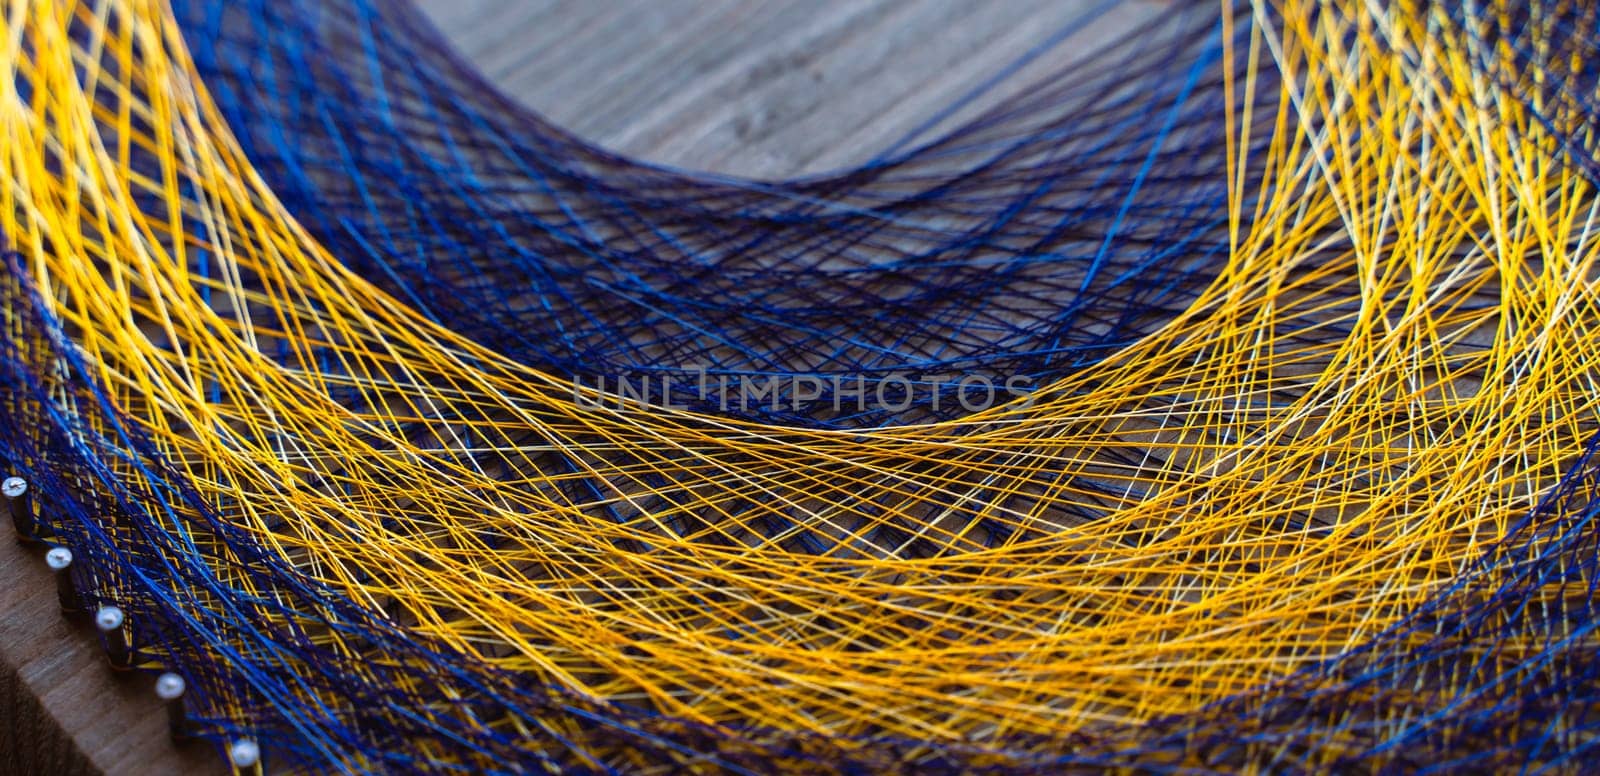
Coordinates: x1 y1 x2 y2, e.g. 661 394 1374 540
2 0 1598 768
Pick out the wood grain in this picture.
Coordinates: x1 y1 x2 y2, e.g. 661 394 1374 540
1 1 1141 772
417 0 1149 178
0 536 220 775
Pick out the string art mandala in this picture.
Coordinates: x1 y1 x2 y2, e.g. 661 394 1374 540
3 0 1600 772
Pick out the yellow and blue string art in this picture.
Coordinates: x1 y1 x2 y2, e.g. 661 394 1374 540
3 0 1600 772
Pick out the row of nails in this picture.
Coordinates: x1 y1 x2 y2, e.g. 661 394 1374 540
8 474 263 775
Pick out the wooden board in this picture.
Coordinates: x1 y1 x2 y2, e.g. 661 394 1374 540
1 1 1148 772
418 0 1152 178
0 537 220 775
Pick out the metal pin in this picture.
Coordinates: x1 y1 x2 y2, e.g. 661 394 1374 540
95 605 133 670
4 476 35 542
154 672 192 742
45 546 82 615
229 738 262 776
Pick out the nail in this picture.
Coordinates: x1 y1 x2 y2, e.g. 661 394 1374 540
45 546 82 615
4 476 35 542
95 605 133 670
155 672 192 742
229 738 262 776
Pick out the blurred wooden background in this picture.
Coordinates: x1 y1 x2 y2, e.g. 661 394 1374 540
419 0 1149 178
